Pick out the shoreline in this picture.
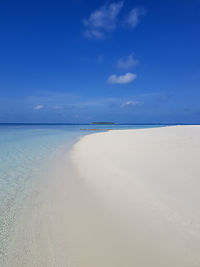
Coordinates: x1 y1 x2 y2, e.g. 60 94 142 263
5 125 200 266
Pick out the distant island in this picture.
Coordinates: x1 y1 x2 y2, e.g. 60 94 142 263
92 122 115 125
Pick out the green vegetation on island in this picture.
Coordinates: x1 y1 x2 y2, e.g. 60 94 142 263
91 122 115 125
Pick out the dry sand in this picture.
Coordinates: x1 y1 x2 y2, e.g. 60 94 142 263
71 125 200 267
6 126 200 267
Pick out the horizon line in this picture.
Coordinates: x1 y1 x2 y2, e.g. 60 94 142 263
0 122 200 126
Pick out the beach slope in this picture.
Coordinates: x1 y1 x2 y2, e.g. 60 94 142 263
71 126 200 266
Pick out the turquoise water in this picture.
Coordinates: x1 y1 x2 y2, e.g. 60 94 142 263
0 124 162 262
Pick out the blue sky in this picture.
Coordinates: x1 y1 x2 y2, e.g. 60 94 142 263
0 0 200 123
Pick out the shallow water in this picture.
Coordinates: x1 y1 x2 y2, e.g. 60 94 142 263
0 124 161 264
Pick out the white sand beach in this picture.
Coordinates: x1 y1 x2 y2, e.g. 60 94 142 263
6 126 200 267
70 126 200 266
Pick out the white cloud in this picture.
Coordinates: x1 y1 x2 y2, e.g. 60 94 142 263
126 7 146 28
108 72 137 84
117 53 139 69
34 105 44 110
83 2 124 39
120 100 143 107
